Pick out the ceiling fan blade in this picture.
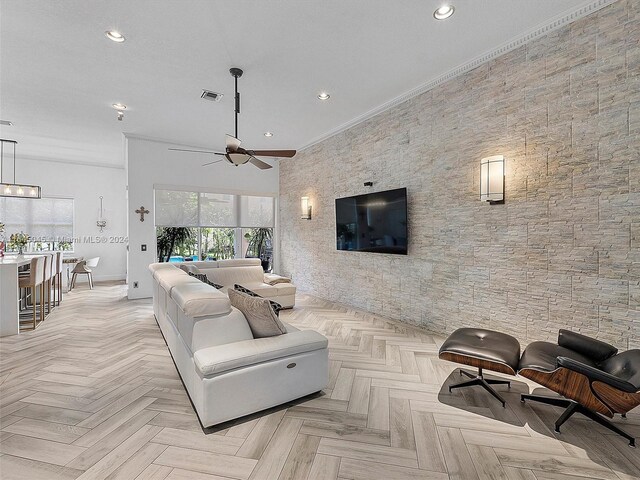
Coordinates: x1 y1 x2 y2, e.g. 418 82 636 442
226 134 241 152
202 159 224 167
249 157 273 170
249 149 296 158
168 147 222 154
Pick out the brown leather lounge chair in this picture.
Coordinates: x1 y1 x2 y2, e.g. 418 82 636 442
440 328 640 447
519 330 640 447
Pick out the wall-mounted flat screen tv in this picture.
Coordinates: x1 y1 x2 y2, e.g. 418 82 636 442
335 187 407 255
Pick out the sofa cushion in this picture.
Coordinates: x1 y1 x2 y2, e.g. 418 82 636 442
157 270 201 293
172 282 232 317
149 263 178 279
189 260 219 269
217 258 261 268
228 289 287 338
188 271 224 290
236 282 278 297
264 273 292 285
179 264 201 274
206 266 265 287
271 283 296 296
193 329 329 377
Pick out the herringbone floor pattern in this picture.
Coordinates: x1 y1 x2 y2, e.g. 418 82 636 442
1 283 638 479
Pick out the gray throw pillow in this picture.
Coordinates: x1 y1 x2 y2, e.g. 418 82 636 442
188 271 224 290
228 289 287 338
234 284 284 316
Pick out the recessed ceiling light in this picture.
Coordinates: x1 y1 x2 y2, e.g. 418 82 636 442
112 103 127 110
105 30 125 43
433 4 455 20
263 132 274 137
317 92 330 100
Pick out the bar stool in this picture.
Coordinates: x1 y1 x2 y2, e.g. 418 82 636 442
43 254 54 315
18 256 46 330
52 252 64 306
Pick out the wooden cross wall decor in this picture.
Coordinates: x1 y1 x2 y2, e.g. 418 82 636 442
135 206 149 222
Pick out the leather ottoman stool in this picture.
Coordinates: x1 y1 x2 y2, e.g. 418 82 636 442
439 328 521 407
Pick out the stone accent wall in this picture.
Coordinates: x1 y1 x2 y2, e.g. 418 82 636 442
279 0 640 349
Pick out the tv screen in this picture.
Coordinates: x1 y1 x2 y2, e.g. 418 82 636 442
335 188 408 255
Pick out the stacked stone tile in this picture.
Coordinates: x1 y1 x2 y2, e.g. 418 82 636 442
280 0 640 349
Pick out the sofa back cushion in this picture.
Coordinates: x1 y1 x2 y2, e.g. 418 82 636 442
217 258 261 268
206 265 264 287
178 264 202 274
171 282 231 317
184 306 253 352
156 269 201 293
228 289 287 338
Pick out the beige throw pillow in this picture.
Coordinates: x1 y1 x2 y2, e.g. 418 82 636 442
228 289 287 338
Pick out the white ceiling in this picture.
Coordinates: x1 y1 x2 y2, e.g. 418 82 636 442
0 0 601 167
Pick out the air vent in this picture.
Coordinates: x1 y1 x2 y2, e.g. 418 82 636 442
201 90 223 102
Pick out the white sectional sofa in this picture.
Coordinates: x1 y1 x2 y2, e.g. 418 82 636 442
149 263 328 428
184 258 296 308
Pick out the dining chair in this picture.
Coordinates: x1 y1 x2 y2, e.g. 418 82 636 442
18 256 46 329
71 257 100 289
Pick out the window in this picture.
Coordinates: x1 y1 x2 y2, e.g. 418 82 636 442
154 189 274 266
0 196 74 252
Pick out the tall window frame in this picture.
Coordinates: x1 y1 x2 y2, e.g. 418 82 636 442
154 187 276 262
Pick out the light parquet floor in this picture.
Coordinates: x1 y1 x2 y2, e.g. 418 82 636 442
1 283 639 480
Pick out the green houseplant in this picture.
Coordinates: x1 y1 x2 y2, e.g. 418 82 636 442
156 227 194 262
244 228 272 271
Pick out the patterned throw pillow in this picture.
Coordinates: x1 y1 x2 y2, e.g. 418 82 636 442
188 271 224 290
234 284 284 316
228 289 287 338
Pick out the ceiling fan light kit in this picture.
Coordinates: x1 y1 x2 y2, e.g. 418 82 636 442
169 68 296 170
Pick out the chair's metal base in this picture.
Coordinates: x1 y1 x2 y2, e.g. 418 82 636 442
520 394 636 447
449 368 510 407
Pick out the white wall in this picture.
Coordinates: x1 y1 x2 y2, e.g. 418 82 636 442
126 136 279 299
16 158 127 283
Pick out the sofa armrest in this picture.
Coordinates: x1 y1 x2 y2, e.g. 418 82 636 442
557 356 637 393
194 330 328 377
264 273 292 285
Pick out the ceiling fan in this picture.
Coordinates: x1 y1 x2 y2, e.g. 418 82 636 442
169 68 296 170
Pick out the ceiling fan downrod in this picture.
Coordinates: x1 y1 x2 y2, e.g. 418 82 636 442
229 68 243 139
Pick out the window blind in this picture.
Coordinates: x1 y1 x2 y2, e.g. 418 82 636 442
0 197 74 241
200 193 237 227
153 189 274 228
154 190 198 227
239 195 275 228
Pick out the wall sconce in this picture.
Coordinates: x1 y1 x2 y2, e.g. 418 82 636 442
301 196 312 220
96 196 107 232
480 155 505 204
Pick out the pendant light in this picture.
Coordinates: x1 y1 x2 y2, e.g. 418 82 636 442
0 139 41 198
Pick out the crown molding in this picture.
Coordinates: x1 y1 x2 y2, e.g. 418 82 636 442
14 153 125 170
298 0 617 153
124 132 216 152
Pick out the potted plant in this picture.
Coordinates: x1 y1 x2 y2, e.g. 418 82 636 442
9 231 29 255
244 228 273 272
